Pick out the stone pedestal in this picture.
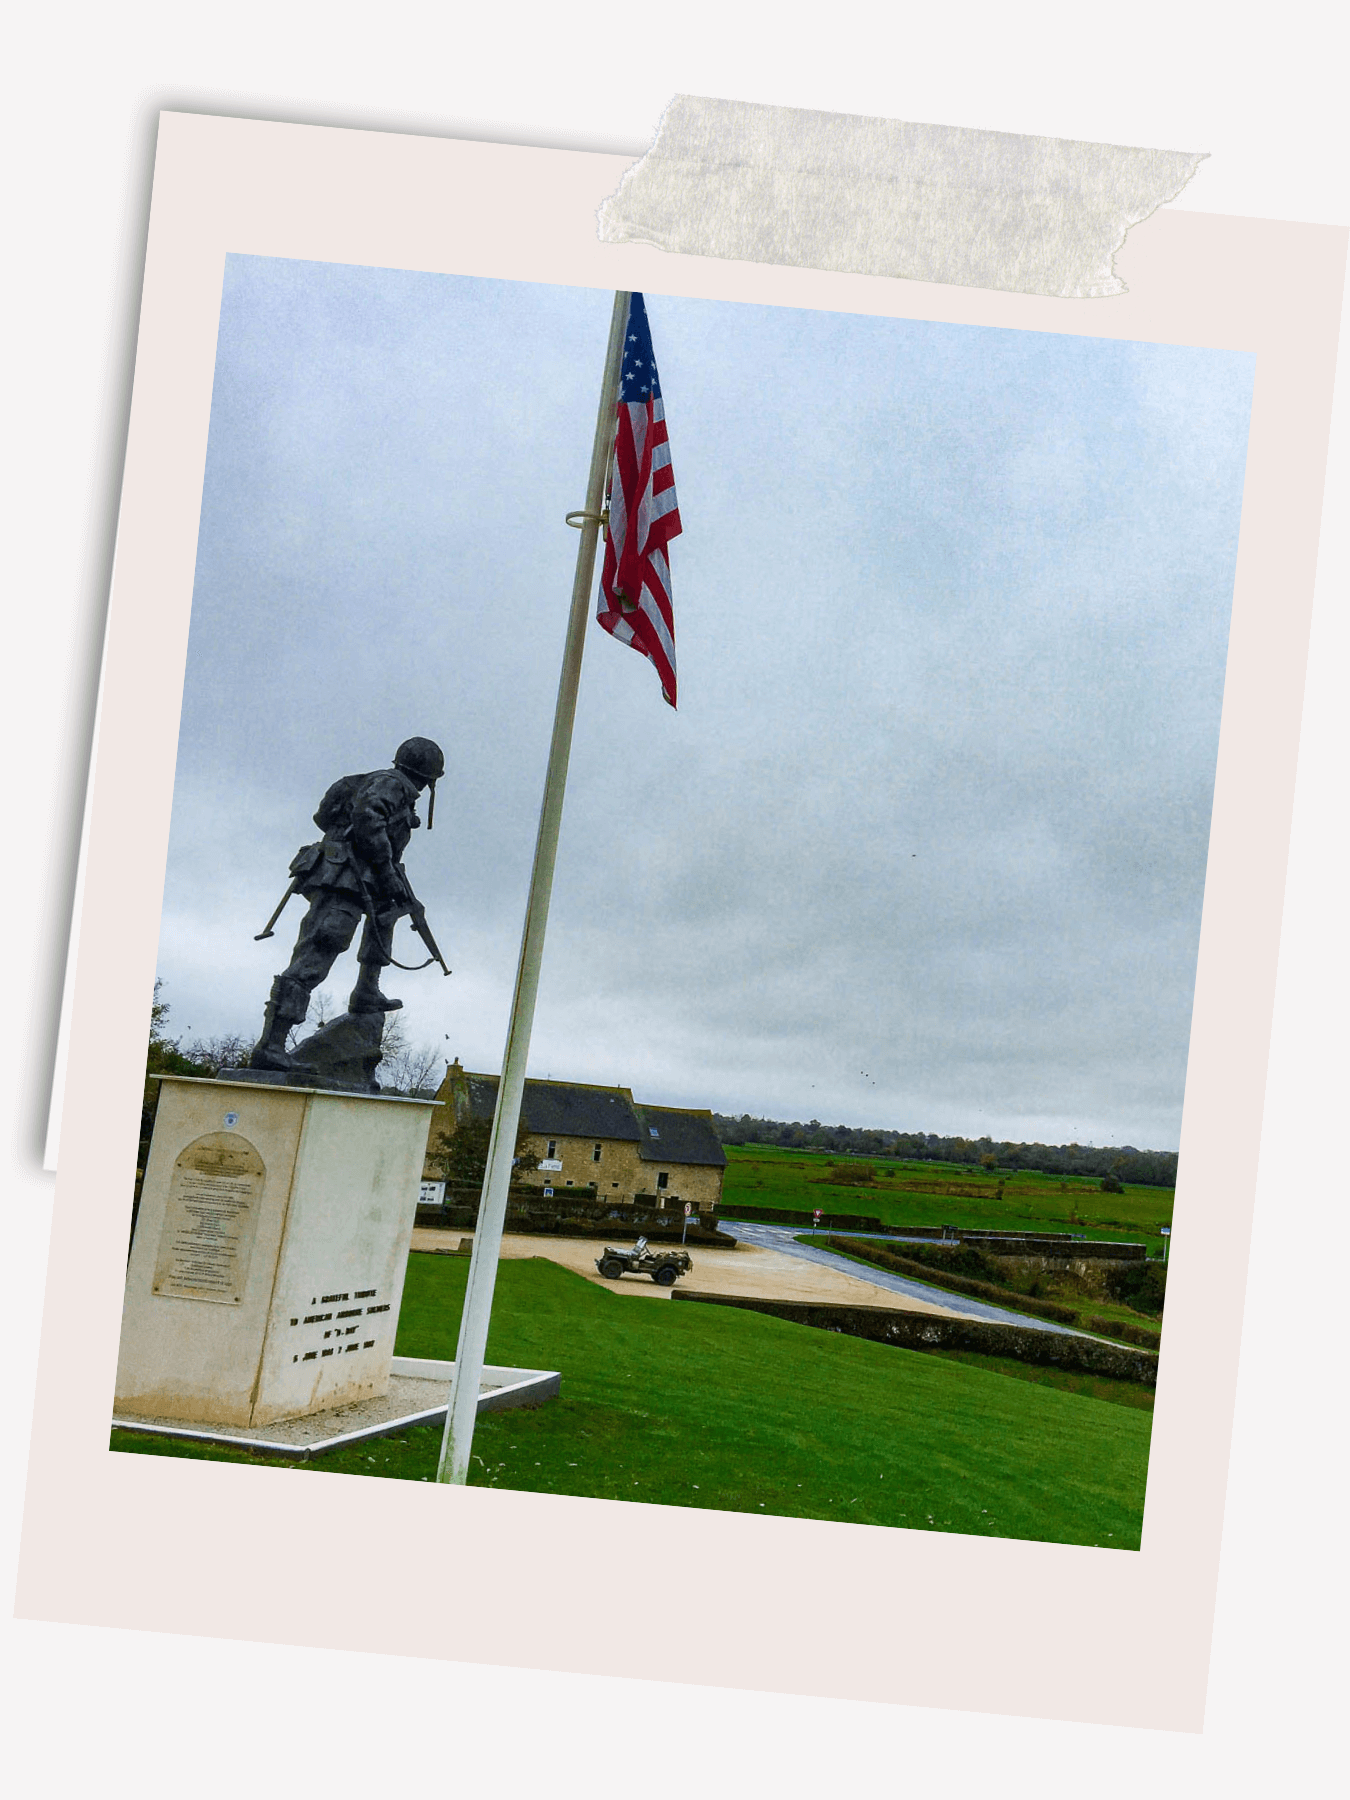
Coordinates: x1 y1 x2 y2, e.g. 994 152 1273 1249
115 1075 436 1429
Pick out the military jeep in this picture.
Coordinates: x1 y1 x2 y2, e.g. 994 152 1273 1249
595 1237 693 1286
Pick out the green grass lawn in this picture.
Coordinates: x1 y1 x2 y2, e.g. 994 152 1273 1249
914 1350 1155 1413
722 1143 1173 1242
111 1253 1152 1549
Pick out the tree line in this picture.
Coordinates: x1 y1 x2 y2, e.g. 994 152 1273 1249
710 1112 1178 1188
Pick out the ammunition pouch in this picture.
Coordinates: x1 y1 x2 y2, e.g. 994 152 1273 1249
288 841 324 879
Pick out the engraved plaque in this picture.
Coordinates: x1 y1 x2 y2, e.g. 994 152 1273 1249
152 1133 266 1304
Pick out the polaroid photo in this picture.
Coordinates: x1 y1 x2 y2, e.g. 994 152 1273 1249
18 112 1346 1731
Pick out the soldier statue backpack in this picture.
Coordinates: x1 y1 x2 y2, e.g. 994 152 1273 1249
314 772 372 836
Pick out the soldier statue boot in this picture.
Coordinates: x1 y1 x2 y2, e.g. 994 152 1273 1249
249 975 314 1071
348 962 403 1015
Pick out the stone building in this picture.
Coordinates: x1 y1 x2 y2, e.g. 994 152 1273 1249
421 1059 726 1211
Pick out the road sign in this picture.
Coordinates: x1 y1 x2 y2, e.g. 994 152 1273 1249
684 1202 692 1216
1159 1226 1171 1236
813 1208 822 1224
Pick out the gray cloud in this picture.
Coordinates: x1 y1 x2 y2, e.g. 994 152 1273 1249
157 259 1253 1149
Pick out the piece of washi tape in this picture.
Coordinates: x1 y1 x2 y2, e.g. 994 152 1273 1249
598 95 1207 299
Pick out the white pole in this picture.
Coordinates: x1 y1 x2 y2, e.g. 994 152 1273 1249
436 290 630 1485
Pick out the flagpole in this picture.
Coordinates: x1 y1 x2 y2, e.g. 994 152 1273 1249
436 290 631 1485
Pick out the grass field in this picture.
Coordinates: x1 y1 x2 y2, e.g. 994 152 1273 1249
111 1253 1152 1548
721 1144 1174 1242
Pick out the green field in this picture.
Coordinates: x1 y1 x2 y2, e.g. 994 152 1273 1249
112 1253 1152 1548
721 1143 1174 1242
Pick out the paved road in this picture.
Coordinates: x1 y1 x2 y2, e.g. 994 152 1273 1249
722 1220 1080 1336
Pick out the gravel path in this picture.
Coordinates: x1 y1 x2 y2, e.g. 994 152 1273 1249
409 1229 966 1316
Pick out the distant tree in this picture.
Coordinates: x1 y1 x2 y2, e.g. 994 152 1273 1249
145 979 211 1080
708 1107 1177 1187
286 988 337 1054
183 1032 254 1075
140 981 214 1206
1100 1173 1124 1194
429 1116 539 1187
377 1016 443 1095
432 1117 490 1185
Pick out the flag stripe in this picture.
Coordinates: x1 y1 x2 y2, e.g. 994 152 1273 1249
596 294 682 708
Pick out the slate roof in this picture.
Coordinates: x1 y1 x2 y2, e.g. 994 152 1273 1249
633 1106 727 1168
437 1065 727 1168
456 1073 642 1144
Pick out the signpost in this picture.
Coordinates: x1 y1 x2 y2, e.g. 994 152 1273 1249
813 1208 822 1230
682 1200 692 1244
1160 1224 1171 1263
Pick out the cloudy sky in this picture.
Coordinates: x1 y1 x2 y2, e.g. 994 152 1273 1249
156 255 1254 1149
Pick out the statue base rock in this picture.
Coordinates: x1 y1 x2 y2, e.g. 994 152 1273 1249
226 1010 388 1094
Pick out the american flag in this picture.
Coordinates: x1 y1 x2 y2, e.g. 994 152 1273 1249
597 293 682 708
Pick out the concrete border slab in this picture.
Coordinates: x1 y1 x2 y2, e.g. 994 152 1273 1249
109 1357 560 1460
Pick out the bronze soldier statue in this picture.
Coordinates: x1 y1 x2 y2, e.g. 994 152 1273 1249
249 737 447 1073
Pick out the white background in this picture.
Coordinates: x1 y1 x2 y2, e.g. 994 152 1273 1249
4 5 1345 1794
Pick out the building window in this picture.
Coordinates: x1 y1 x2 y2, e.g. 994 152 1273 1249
656 1172 669 1190
547 1140 557 1158
593 1143 603 1162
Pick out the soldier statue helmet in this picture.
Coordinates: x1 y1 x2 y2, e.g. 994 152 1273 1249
249 738 446 1073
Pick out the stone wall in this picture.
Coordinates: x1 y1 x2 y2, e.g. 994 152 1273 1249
414 1191 734 1246
524 1131 646 1200
984 1253 1117 1295
634 1161 725 1211
423 1112 723 1209
518 1134 724 1210
961 1234 1146 1261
